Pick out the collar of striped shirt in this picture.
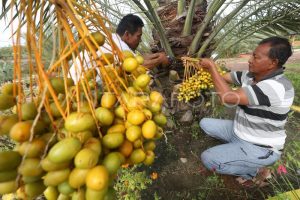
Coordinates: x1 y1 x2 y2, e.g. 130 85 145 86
246 67 284 82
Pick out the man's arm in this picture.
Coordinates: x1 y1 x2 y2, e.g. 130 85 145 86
142 52 170 69
222 73 234 84
200 58 249 105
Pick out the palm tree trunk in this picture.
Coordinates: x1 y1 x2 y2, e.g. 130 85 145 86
131 0 174 56
182 0 196 36
177 0 186 17
189 0 226 56
195 0 204 6
143 0 174 57
197 0 251 57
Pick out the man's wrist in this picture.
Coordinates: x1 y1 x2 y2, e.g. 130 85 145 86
167 55 175 65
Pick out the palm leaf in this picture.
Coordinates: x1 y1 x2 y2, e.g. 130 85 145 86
215 2 300 58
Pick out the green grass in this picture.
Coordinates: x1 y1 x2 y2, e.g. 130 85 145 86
285 62 300 106
293 46 300 50
286 72 300 106
285 62 300 72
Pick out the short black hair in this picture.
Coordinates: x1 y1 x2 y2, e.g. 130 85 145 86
116 14 144 36
259 36 292 67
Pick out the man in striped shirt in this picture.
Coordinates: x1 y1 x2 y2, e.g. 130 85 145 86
199 37 294 185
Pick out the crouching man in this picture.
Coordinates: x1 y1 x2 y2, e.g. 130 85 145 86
199 37 294 186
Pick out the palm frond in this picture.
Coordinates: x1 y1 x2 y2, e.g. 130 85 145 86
215 0 300 58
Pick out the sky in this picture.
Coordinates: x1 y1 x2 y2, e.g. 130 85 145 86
0 18 14 47
1 23 26 48
0 3 9 46
0 4 27 47
0 4 20 47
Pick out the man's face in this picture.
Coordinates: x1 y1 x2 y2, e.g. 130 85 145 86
123 27 142 51
248 43 275 75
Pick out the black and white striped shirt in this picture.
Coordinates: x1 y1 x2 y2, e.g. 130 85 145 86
230 68 294 152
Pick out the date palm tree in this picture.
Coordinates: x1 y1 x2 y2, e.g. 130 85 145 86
1 0 300 59
133 0 300 58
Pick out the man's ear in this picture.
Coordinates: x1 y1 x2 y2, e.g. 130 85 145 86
123 31 130 41
271 58 279 68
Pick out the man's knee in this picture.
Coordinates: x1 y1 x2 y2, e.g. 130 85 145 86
201 149 255 177
200 118 217 137
199 118 211 131
201 150 215 170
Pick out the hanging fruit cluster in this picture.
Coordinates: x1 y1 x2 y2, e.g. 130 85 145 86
177 68 213 102
178 57 226 102
0 53 167 200
0 0 167 199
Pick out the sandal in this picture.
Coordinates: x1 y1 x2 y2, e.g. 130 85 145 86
256 168 273 180
236 168 272 188
236 177 269 188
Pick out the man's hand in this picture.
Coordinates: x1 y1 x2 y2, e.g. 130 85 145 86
199 58 249 105
199 58 216 70
143 52 171 69
143 53 160 60
200 58 233 84
157 52 170 67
